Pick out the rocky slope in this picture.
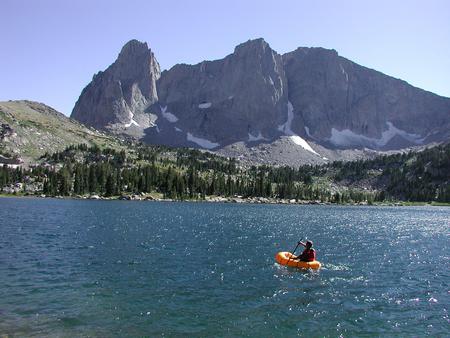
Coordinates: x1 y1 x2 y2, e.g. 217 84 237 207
71 38 450 165
0 100 124 164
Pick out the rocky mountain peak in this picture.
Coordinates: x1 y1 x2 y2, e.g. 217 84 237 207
152 36 288 148
292 46 338 56
113 39 159 82
71 38 450 164
72 40 160 133
283 46 450 149
118 39 149 58
232 38 280 70
234 38 270 54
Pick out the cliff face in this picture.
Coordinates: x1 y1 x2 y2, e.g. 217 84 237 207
71 40 160 133
283 47 450 149
151 38 288 147
71 38 450 157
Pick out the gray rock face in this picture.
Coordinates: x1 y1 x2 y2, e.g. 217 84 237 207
71 40 160 132
151 38 287 147
71 38 450 158
283 47 450 149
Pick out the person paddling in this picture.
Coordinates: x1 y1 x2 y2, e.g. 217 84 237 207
294 240 316 262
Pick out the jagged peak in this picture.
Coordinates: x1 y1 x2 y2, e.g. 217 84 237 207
286 46 339 58
112 39 160 80
234 38 274 55
118 39 151 60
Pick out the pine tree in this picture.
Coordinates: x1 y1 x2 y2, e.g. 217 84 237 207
105 172 117 196
59 167 72 196
88 165 97 193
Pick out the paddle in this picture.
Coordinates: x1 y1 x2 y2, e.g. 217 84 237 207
286 238 303 264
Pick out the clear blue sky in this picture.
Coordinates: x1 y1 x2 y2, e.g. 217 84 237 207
1 0 449 115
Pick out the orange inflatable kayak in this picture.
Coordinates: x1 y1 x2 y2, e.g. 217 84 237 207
275 251 321 269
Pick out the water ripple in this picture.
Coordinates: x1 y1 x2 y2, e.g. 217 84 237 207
0 198 449 336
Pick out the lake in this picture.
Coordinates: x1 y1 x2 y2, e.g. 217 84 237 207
0 197 449 336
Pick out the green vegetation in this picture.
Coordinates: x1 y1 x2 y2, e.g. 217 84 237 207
0 100 127 162
331 144 450 202
2 142 449 204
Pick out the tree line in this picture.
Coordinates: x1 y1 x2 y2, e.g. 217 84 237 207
1 143 449 203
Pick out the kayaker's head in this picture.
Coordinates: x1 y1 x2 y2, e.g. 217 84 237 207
306 240 313 249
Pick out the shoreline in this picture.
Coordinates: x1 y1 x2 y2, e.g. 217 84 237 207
1 193 449 207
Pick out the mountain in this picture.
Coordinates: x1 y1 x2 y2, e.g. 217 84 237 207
153 39 288 147
283 47 450 148
0 100 125 163
2 101 448 203
71 40 161 138
71 38 450 165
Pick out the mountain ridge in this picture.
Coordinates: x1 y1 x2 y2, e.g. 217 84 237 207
0 100 126 163
71 38 450 165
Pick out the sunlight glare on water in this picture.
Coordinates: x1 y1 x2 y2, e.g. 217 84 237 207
0 198 449 336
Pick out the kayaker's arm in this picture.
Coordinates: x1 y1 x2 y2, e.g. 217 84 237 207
293 251 308 260
298 241 306 247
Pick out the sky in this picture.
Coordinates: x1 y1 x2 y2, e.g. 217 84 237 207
1 0 449 115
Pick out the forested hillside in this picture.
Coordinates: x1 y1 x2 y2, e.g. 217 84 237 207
331 144 450 202
1 142 449 203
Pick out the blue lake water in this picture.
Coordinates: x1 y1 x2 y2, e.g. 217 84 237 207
0 197 449 336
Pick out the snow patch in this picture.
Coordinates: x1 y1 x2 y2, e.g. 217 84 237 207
279 102 319 156
124 111 140 128
198 102 212 109
228 95 234 100
248 131 266 142
160 105 178 123
187 133 219 149
340 64 349 82
289 136 320 155
278 101 295 135
329 122 424 148
174 127 182 132
304 126 311 137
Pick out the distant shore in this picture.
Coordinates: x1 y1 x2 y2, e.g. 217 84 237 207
1 193 449 207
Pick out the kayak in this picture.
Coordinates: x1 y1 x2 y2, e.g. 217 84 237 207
275 251 321 270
